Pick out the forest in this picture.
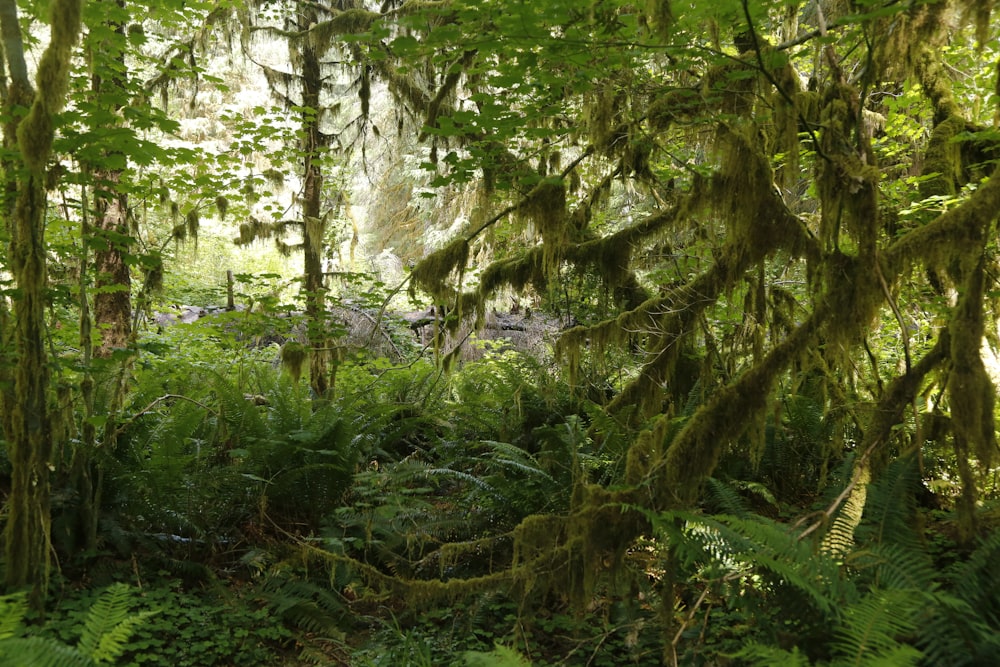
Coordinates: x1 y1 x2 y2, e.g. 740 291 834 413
0 0 999 664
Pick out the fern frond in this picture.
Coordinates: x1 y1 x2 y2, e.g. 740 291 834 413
848 542 935 592
734 643 810 666
945 527 1000 628
704 477 750 517
856 455 923 550
463 644 533 666
77 583 133 658
822 462 869 559
92 611 158 664
0 637 93 667
0 592 28 640
653 511 849 617
838 644 922 667
832 588 923 664
261 574 347 637
914 590 990 667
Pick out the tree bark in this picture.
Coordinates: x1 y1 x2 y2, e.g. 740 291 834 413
300 6 331 399
90 3 132 357
0 0 82 607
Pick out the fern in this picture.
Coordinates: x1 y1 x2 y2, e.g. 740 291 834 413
0 637 95 667
0 585 152 667
463 644 533 666
855 455 924 550
0 593 27 641
849 542 936 593
822 462 870 559
704 477 751 517
734 644 811 666
832 588 923 663
78 583 158 664
260 573 347 639
76 583 133 657
654 511 849 618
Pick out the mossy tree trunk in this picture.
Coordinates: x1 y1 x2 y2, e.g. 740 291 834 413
239 1 342 400
68 0 133 556
0 0 82 607
92 167 131 357
300 7 331 399
88 1 131 357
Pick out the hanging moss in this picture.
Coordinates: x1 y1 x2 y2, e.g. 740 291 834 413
280 342 308 385
410 237 469 302
215 195 228 220
518 178 568 269
643 0 673 40
5 0 83 607
819 251 883 347
185 208 199 240
921 115 967 199
658 310 823 507
478 248 546 298
948 255 997 468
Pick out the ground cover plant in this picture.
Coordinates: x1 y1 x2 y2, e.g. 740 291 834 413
1 0 1000 665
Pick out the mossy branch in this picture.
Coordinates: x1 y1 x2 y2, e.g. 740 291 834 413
886 165 1000 273
650 307 825 508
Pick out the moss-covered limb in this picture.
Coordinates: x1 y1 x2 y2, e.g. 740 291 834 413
0 0 29 93
920 115 969 199
477 246 546 299
561 185 817 422
863 328 950 463
420 49 476 141
410 237 469 302
2 0 82 606
279 531 515 607
0 298 12 441
947 252 996 542
711 123 821 262
914 44 963 124
367 52 432 120
564 205 683 287
797 331 949 542
948 253 997 469
649 307 826 509
597 248 762 423
885 164 1000 274
248 8 377 43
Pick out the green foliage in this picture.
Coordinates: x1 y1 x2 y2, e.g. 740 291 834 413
41 580 293 667
464 644 532 666
0 584 152 666
77 584 158 663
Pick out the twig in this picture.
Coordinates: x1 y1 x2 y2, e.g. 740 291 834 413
113 394 218 438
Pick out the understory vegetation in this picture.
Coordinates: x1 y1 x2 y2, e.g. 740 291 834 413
1 0 1000 665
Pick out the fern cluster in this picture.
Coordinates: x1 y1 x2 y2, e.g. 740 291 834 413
0 584 152 666
644 457 1000 665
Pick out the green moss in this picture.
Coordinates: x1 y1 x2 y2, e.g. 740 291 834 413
658 309 822 507
921 115 967 199
411 237 469 302
948 256 996 469
280 342 308 385
886 165 1000 274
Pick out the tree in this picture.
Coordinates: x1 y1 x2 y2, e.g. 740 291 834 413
0 0 82 605
310 0 1000 635
236 0 371 399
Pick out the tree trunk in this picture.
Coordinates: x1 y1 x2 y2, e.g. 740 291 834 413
0 0 82 608
300 8 331 399
90 3 132 358
92 170 132 356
